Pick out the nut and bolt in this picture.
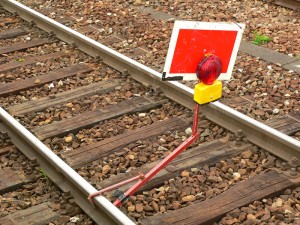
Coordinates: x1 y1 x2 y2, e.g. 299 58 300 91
25 167 33 175
48 31 56 39
21 162 27 170
236 129 244 138
228 134 235 141
122 69 129 76
66 204 76 214
10 153 18 160
235 140 242 146
281 162 288 171
29 20 35 28
290 167 297 176
0 132 9 141
242 137 248 143
63 190 72 200
93 55 102 63
60 201 66 209
70 42 76 48
54 196 60 204
236 137 242 142
291 157 299 166
30 158 38 167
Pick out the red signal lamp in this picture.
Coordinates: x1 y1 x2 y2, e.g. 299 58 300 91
194 54 223 105
196 54 222 84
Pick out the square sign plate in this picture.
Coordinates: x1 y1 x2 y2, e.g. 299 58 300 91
162 21 245 81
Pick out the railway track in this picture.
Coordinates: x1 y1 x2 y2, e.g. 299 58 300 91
0 0 299 224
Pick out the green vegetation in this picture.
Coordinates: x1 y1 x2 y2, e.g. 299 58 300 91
38 168 48 179
16 58 25 62
252 32 271 45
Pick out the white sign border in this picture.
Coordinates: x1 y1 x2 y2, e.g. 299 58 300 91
163 21 245 81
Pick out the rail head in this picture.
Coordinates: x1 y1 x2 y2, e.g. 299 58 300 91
0 107 135 225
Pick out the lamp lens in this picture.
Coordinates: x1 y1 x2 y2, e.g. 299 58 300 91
196 55 222 85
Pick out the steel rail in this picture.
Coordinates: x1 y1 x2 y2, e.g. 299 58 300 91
0 108 134 225
1 0 299 165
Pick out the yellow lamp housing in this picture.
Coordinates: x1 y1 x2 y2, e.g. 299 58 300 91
194 80 222 105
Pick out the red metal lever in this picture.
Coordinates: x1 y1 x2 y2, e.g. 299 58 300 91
88 104 200 207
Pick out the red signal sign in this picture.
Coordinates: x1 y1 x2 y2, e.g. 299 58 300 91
163 21 245 81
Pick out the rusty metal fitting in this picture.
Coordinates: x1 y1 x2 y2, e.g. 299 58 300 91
185 110 193 119
236 137 242 142
68 199 77 206
153 87 163 98
49 94 56 99
63 190 72 200
29 20 35 28
10 153 18 160
40 32 48 38
66 204 76 214
242 137 248 143
48 31 56 40
25 167 33 175
0 131 9 141
235 140 242 146
153 86 162 94
122 69 129 76
60 200 66 209
30 158 38 167
11 164 19 171
228 134 235 141
236 129 244 138
21 162 27 170
281 162 288 171
93 55 102 63
291 157 299 167
70 42 76 48
54 196 60 204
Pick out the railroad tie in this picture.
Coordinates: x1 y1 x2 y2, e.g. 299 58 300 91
8 80 119 116
33 96 168 140
61 116 190 168
141 171 300 225
0 39 56 55
0 202 60 225
0 52 68 73
0 168 32 195
0 27 29 39
0 63 93 97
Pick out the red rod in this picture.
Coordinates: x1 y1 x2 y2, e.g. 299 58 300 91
192 104 200 135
